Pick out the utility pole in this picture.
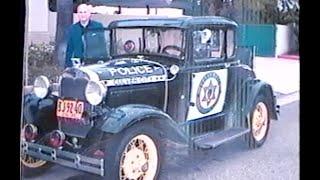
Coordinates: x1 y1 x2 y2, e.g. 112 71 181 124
24 0 29 86
53 0 74 68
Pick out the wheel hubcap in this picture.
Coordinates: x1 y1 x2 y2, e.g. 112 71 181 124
251 102 269 141
120 134 158 180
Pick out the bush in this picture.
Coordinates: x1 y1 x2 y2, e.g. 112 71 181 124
26 42 63 85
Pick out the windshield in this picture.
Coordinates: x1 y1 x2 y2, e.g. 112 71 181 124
112 27 185 59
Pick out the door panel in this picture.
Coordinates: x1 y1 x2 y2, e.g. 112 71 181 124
187 69 228 121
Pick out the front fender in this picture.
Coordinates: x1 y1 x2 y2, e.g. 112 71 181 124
23 93 58 132
100 104 188 143
244 79 278 120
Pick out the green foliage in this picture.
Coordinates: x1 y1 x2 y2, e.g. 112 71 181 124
27 42 63 85
276 0 299 52
277 3 299 24
28 42 55 67
260 0 278 23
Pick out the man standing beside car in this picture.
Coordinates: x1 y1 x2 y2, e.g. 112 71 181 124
65 4 104 68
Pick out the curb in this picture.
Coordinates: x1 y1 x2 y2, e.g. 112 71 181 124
277 55 299 60
276 91 299 106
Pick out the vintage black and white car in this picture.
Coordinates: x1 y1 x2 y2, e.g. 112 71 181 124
21 16 278 179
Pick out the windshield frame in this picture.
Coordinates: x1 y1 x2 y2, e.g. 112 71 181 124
110 26 186 60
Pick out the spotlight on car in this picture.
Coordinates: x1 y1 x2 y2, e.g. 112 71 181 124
85 80 107 105
23 124 38 142
169 64 180 75
33 75 50 99
49 130 66 148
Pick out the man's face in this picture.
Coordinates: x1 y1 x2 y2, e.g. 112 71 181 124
77 4 91 23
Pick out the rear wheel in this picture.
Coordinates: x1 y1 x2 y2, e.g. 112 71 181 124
246 95 271 148
104 121 162 180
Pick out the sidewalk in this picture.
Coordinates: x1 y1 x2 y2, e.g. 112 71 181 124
253 56 300 105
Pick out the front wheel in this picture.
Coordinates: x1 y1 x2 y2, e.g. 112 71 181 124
21 154 52 177
20 124 52 177
104 122 162 180
246 95 271 148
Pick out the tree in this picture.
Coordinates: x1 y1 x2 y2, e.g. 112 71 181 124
219 0 240 22
24 0 30 85
277 0 299 24
203 0 224 16
53 0 74 68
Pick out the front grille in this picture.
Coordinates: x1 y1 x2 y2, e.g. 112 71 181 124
59 77 93 138
60 77 89 101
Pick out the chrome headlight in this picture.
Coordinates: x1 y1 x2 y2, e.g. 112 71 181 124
85 80 107 105
33 76 50 98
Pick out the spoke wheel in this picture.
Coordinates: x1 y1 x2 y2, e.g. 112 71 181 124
20 130 47 169
21 154 47 168
119 135 158 180
251 102 269 141
246 95 271 148
20 127 52 177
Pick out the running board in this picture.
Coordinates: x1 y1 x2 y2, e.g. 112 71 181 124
193 128 250 149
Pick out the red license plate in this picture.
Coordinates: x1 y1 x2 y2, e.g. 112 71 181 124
56 99 84 119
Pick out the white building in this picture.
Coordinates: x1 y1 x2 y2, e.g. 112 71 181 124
26 0 184 45
27 0 56 44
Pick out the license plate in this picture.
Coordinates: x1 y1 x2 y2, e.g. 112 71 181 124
56 99 84 119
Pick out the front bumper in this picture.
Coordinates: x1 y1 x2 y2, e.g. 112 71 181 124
21 141 104 176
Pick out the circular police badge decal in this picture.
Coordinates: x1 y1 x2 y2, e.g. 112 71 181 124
196 72 221 114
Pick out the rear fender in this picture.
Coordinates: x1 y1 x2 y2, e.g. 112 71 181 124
245 79 278 120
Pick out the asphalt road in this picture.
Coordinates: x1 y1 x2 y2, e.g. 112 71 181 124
23 101 299 180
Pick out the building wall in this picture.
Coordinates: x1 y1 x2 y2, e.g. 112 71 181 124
27 0 50 44
275 24 290 56
26 0 184 45
275 24 297 56
27 0 80 44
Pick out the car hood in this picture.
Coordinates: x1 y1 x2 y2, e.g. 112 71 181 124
78 58 168 87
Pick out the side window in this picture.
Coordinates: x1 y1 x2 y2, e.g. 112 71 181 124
227 29 235 57
193 28 224 61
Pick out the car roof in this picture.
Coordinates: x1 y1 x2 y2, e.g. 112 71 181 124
108 16 238 29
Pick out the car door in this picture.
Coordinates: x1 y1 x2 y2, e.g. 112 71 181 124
185 26 230 136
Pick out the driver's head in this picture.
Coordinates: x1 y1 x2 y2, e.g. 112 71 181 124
77 4 92 24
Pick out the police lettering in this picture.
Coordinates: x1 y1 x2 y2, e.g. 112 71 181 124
109 65 154 76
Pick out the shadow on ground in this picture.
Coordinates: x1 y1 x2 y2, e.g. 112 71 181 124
64 138 249 180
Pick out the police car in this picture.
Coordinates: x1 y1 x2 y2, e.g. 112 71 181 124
21 16 278 179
